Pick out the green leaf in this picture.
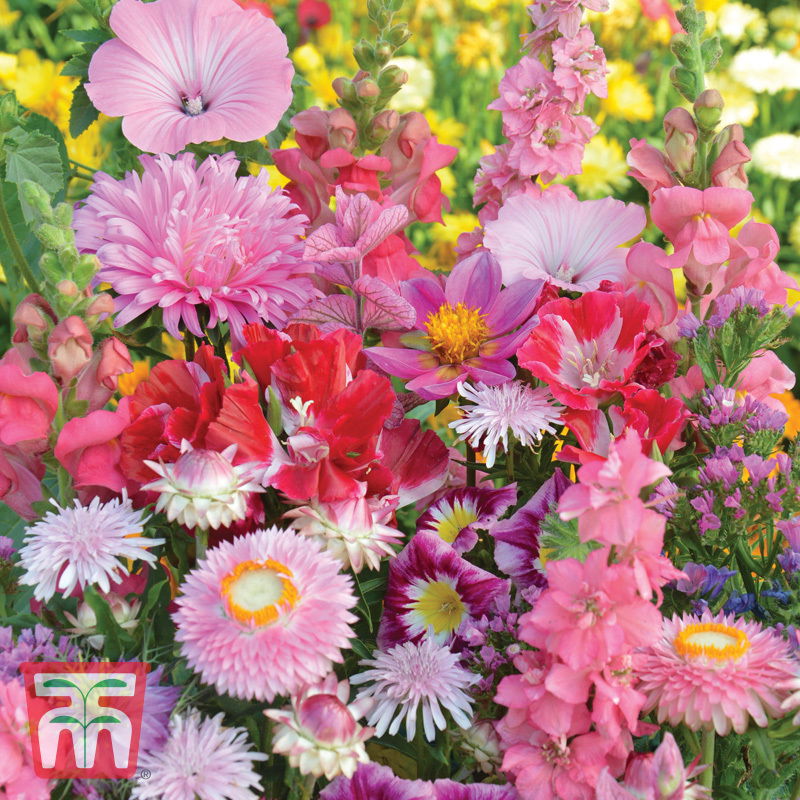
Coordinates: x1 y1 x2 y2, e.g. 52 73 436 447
87 715 121 725
69 83 101 140
90 678 127 689
43 678 80 690
5 129 65 221
749 727 777 771
61 28 111 44
61 53 92 79
50 715 82 725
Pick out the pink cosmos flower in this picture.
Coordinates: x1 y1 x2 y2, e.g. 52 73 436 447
74 153 314 347
637 610 798 735
483 192 646 292
365 251 543 400
85 0 293 154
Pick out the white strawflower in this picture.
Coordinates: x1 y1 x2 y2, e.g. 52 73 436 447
450 380 563 469
718 3 767 44
143 442 262 531
132 711 265 800
730 48 800 94
19 495 161 602
350 638 476 742
751 133 800 181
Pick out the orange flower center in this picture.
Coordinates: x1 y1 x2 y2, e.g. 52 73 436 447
220 558 300 627
673 622 750 662
424 302 489 364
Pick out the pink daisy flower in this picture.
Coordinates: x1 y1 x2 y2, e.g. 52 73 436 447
173 526 357 701
85 0 293 154
73 153 314 346
483 192 646 292
637 610 798 735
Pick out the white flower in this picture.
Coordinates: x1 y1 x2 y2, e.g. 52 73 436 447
143 442 262 531
64 593 141 649
729 48 800 94
350 638 476 742
132 711 265 800
751 133 800 181
19 495 161 602
450 380 563 468
717 3 766 44
389 56 434 112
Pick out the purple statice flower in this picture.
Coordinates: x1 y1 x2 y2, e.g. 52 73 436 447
460 597 520 695
743 398 789 433
690 491 722 534
707 287 770 329
649 477 680 519
715 444 746 462
698 453 740 489
696 388 786 433
778 518 800 550
742 454 774 485
0 536 15 561
0 624 78 681
365 250 543 400
674 562 737 601
676 310 702 339
722 488 745 519
778 549 800 575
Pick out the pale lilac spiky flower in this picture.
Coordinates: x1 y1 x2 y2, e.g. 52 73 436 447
173 527 357 701
18 495 162 602
265 674 373 780
450 380 563 468
143 442 263 531
85 0 293 154
73 152 315 347
131 711 265 800
351 638 476 742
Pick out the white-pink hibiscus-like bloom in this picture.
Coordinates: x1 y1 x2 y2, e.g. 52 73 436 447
74 152 315 347
85 0 293 154
484 191 646 292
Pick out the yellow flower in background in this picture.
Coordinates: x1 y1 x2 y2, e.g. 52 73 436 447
161 333 185 359
602 61 654 122
292 42 325 73
306 67 338 106
427 111 466 149
118 361 150 397
463 0 502 11
65 121 109 172
422 211 479 271
587 0 639 50
0 52 17 82
775 391 800 440
705 72 758 126
696 0 727 12
315 23 356 67
455 23 505 72
389 56 434 112
568 135 630 198
0 0 20 27
6 50 76 131
789 215 800 252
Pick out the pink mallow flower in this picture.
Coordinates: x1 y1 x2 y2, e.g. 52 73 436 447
483 192 645 292
365 250 543 400
74 152 314 347
85 0 293 154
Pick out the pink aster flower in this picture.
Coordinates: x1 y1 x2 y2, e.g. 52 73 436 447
377 531 508 648
85 0 293 154
132 711 265 800
74 152 314 347
351 638 476 741
483 192 646 292
172 526 357 701
637 610 798 735
365 251 543 400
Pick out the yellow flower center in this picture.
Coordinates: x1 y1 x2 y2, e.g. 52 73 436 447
433 502 479 544
424 302 489 364
411 580 466 635
673 622 751 662
220 559 300 627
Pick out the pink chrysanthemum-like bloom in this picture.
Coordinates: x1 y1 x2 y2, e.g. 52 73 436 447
85 0 293 154
637 610 798 735
265 674 374 781
73 152 315 347
132 711 265 800
173 527 358 701
351 638 476 742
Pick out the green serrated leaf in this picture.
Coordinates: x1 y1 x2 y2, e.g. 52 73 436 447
69 83 101 140
61 52 92 79
61 28 111 44
5 130 65 221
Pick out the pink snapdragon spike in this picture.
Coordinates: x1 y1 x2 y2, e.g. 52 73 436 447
0 447 45 520
74 153 314 347
0 360 58 448
624 242 679 330
47 316 93 384
484 192 646 292
365 250 543 400
85 0 293 154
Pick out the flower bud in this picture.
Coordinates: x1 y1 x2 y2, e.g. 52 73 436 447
57 279 79 298
12 294 56 344
374 41 393 65
298 693 357 744
85 292 116 318
652 733 686 800
328 107 358 151
48 316 94 384
20 181 53 221
386 23 410 48
693 89 724 132
97 337 133 391
353 40 375 71
0 91 18 134
37 223 69 252
332 77 358 104
663 107 698 177
356 78 380 99
370 109 399 144
378 65 408 91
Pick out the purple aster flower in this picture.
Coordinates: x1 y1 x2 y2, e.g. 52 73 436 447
377 532 509 649
706 287 769 329
676 310 702 339
320 762 433 800
0 624 78 681
0 536 15 561
778 549 800 575
490 470 571 589
365 250 543 400
416 485 517 554
649 478 680 519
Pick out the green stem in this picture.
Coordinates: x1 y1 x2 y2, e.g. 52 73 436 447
300 774 316 800
415 718 426 780
790 767 800 800
466 443 476 488
195 529 208 562
699 728 715 791
0 184 42 295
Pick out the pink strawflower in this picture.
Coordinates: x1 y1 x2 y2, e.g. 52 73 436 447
74 152 314 347
351 638 476 741
131 711 265 800
637 610 798 735
173 527 357 701
265 674 373 780
483 192 645 292
85 0 293 154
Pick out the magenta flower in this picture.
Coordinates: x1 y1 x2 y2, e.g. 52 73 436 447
365 251 542 400
74 153 314 346
85 0 293 154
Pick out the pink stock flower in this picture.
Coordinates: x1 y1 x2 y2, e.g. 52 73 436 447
74 152 314 347
366 250 543 399
0 447 44 520
47 316 93 384
489 57 558 139
0 361 58 449
551 27 608 104
483 192 645 292
85 0 293 153
520 548 663 671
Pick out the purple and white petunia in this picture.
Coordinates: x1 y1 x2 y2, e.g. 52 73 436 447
416 485 517 554
377 531 508 648
365 251 543 399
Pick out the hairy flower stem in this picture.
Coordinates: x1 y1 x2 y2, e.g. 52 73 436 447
0 184 42 295
700 728 715 790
